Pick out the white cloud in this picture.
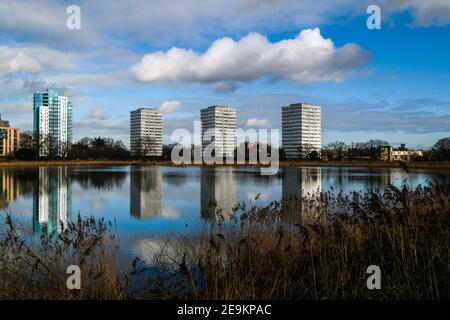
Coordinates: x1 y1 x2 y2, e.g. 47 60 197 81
89 108 107 120
214 81 240 93
91 199 105 211
161 206 180 219
383 0 450 27
132 28 369 85
74 118 128 138
246 117 271 127
0 46 72 76
159 100 181 113
412 0 450 26
1 0 449 53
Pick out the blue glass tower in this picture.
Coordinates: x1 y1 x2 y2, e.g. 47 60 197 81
33 88 73 157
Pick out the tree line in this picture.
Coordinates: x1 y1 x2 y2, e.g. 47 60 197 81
12 132 450 162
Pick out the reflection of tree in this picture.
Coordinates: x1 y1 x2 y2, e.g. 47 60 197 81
318 167 392 192
163 172 189 186
235 169 281 186
346 168 391 190
71 170 127 190
8 169 38 198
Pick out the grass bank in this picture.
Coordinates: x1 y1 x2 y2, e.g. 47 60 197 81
0 182 449 299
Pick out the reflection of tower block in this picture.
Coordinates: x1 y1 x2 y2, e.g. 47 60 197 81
200 168 236 221
33 167 71 235
130 167 162 219
282 168 321 225
0 169 20 209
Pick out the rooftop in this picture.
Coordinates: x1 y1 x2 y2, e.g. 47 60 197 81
0 114 10 128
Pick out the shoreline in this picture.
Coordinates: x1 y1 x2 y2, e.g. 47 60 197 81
0 159 449 170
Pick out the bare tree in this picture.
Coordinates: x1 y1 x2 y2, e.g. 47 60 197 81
323 141 347 161
139 136 158 158
59 141 72 158
298 143 317 160
34 133 51 157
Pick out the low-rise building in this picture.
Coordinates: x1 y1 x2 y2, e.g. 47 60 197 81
379 146 423 162
0 115 20 156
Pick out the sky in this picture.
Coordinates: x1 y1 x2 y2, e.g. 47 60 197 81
0 0 449 148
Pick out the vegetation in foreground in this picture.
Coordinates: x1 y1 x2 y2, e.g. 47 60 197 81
0 183 449 300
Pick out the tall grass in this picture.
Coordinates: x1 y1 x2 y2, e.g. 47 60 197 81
0 215 127 299
0 182 449 299
145 182 449 300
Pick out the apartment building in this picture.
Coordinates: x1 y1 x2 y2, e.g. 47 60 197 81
282 103 321 159
0 115 20 156
200 106 236 157
33 89 73 157
130 108 163 156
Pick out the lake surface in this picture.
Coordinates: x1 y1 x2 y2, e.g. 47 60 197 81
1 165 448 264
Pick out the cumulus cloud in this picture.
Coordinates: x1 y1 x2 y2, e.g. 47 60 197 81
159 100 181 113
411 0 450 26
132 29 370 86
246 117 271 127
90 108 108 120
383 0 450 27
1 0 449 53
214 81 240 93
0 0 101 50
74 118 128 138
0 46 72 76
322 98 450 134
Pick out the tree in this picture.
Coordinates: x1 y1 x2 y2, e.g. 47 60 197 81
79 137 91 148
298 144 318 160
59 141 72 158
132 136 159 158
67 136 130 160
92 137 106 149
140 136 158 158
163 144 175 160
323 141 347 161
347 139 390 161
279 148 287 161
432 137 450 161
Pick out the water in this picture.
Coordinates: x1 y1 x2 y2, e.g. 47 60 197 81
1 165 448 264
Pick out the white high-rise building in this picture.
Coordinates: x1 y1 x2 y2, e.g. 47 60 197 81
33 88 73 157
282 103 321 159
130 108 163 156
200 106 236 157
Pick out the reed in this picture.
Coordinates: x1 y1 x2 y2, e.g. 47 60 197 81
0 182 448 299
0 214 127 299
145 182 450 300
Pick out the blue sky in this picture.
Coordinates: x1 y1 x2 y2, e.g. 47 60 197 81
0 0 449 148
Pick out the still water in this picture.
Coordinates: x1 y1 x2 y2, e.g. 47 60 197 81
1 165 448 264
